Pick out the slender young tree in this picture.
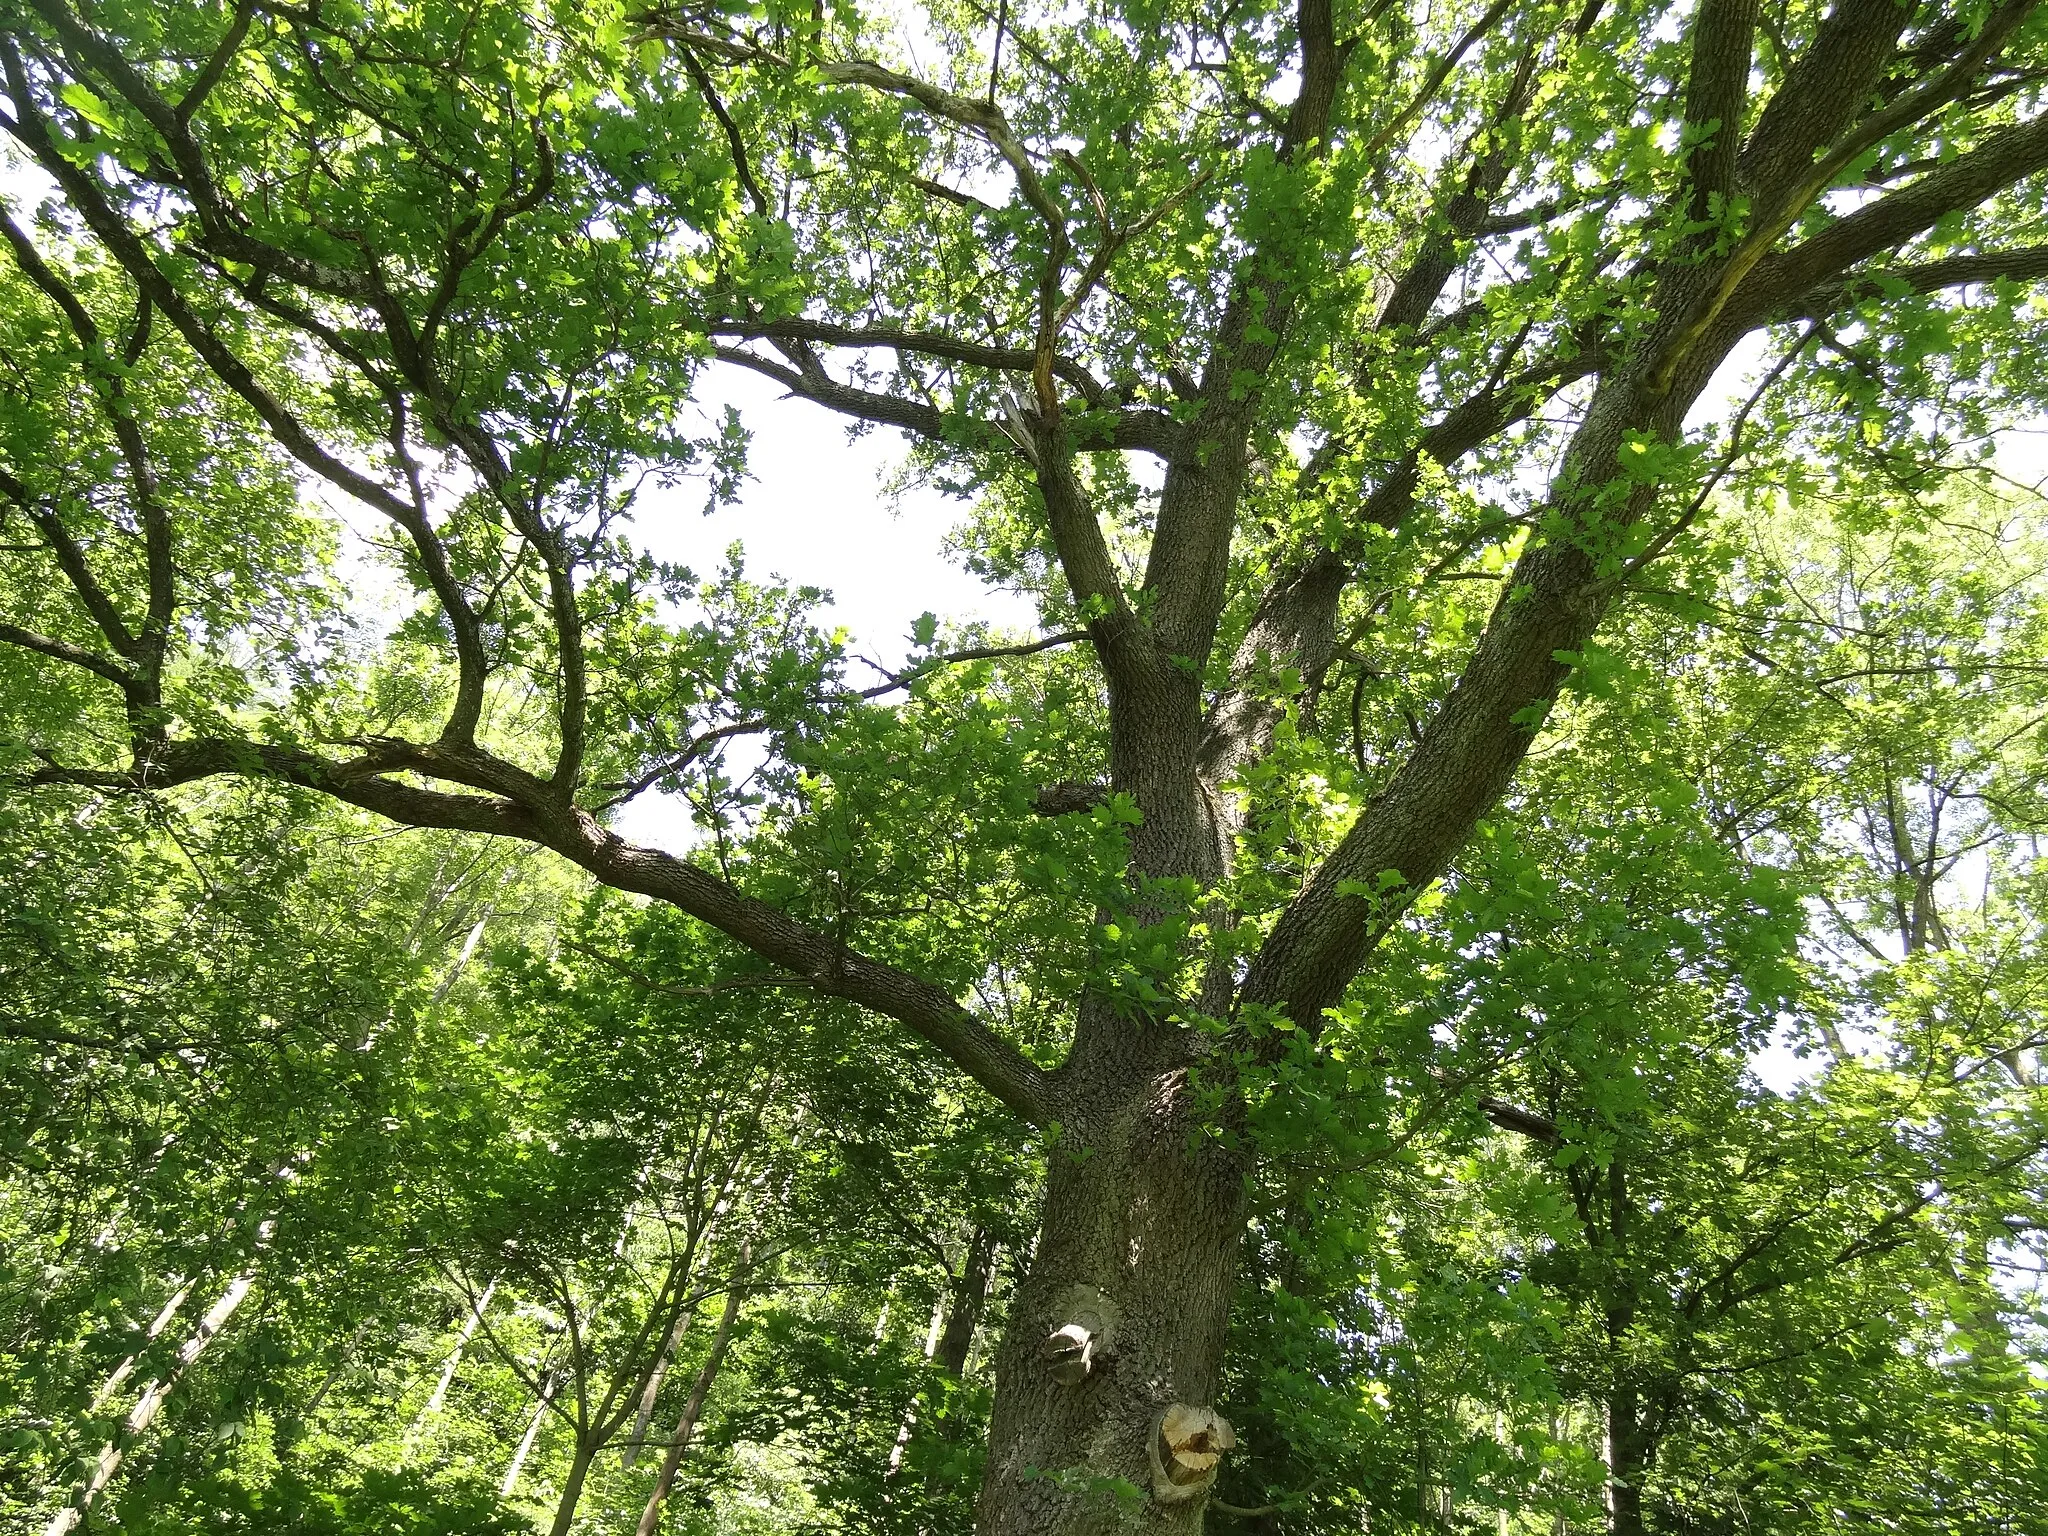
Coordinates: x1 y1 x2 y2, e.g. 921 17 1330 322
632 1244 750 1536
7 1 2048 1530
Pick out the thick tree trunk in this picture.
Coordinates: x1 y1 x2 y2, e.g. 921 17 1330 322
976 1041 1248 1536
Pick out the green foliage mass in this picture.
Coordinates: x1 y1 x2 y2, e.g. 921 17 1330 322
0 0 2045 1533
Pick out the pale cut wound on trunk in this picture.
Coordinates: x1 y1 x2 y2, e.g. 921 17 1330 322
1149 1403 1235 1504
1039 1284 1117 1384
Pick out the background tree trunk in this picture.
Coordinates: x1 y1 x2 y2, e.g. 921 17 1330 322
885 1294 950 1475
634 1254 747 1536
546 1439 597 1536
410 1276 495 1438
936 1226 997 1379
85 1281 192 1413
1603 1159 1646 1536
46 1271 257 1536
624 1307 694 1469
500 1368 559 1498
886 1228 996 1475
1603 1381 1647 1536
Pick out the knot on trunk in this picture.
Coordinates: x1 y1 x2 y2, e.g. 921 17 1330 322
1031 779 1108 816
1149 1403 1235 1504
1041 1321 1096 1384
1039 1284 1117 1385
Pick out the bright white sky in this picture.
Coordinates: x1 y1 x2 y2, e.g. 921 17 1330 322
605 367 1035 850
637 369 1034 651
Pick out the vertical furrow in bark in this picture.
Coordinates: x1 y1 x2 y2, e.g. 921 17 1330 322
980 1068 1248 1536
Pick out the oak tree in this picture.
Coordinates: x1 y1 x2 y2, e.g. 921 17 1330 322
6 0 2048 1530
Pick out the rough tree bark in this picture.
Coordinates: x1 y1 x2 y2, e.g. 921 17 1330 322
980 1059 1251 1535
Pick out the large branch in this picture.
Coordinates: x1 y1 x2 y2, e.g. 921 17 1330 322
720 342 1165 716
1010 409 1155 696
20 739 543 835
1239 536 1600 1028
1138 0 1344 666
1745 111 2048 313
1239 361 1705 1030
709 317 1110 403
0 468 136 668
1375 0 1609 336
1200 12 1612 797
705 317 1186 457
1373 48 1542 334
0 621 134 685
24 0 416 328
1783 241 2048 317
1198 337 1606 791
0 213 172 695
1479 1095 1559 1144
1356 0 1517 170
2 17 580 753
1735 0 1920 198
671 28 1201 702
0 40 1056 1121
1651 0 2043 390
19 737 1057 1125
1677 0 1758 223
712 346 958 440
576 828 1054 1127
810 56 1068 247
1235 70 2048 1023
713 329 1186 457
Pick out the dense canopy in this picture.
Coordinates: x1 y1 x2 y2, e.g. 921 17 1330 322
0 0 2044 1532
